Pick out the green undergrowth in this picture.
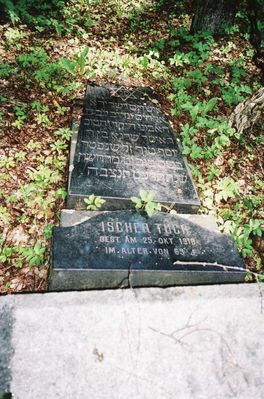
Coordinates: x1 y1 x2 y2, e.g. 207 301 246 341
0 0 263 292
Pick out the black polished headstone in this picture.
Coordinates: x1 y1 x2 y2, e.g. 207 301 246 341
67 84 200 212
49 211 245 291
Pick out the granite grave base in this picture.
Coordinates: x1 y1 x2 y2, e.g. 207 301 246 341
49 210 245 291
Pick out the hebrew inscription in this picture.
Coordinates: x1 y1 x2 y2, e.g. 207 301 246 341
68 85 200 211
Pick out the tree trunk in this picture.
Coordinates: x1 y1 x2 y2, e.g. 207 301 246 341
190 0 241 35
229 88 264 134
247 0 264 85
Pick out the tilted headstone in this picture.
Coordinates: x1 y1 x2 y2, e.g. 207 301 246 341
49 210 245 291
67 84 200 213
49 84 246 291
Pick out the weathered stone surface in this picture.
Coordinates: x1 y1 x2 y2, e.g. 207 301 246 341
67 84 200 213
1 285 264 398
0 305 14 395
60 209 105 227
50 210 245 291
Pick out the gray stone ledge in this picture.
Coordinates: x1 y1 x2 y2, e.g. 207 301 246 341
0 284 263 399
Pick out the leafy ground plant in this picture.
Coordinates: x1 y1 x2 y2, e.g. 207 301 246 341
131 190 161 217
84 194 106 211
19 242 46 267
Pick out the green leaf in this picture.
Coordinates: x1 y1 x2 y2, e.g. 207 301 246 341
215 177 240 202
145 203 155 217
55 188 67 200
60 58 76 75
135 202 142 210
257 273 264 283
146 192 154 202
95 197 105 207
87 204 97 211
78 47 89 74
131 196 142 205
43 225 53 239
29 256 39 267
139 189 148 202
201 97 218 116
146 202 154 212
88 194 95 202
34 242 41 254
156 203 162 211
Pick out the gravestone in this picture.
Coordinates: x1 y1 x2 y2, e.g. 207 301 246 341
49 83 246 291
67 84 200 213
49 210 245 291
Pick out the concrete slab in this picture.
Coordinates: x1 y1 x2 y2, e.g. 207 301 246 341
0 305 14 395
0 284 264 399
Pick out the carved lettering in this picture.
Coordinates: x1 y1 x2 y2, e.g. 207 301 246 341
100 168 108 177
70 87 199 210
112 156 119 164
135 145 144 155
130 134 139 143
110 144 120 152
105 247 116 254
125 236 137 243
153 248 169 256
